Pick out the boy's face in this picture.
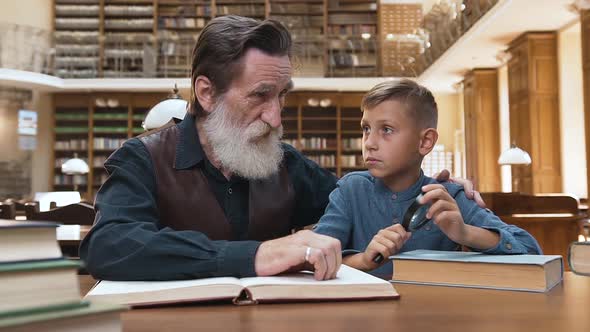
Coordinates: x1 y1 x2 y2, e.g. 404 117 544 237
361 100 425 182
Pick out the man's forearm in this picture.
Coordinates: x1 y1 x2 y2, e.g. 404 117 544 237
81 222 260 280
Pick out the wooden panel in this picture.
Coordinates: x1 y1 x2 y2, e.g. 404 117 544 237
507 32 561 194
582 10 590 199
463 68 500 192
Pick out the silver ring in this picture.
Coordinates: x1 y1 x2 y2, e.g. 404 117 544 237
305 247 312 262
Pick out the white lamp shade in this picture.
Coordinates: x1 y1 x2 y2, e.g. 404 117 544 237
498 146 532 165
61 157 89 175
143 99 188 130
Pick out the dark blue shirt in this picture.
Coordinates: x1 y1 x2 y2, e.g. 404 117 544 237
80 114 337 280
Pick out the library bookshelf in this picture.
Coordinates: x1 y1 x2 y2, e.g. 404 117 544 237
52 91 366 198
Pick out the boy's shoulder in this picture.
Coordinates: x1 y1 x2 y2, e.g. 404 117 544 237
337 171 375 187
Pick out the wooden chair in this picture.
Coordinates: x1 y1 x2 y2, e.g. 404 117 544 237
25 201 95 225
0 201 16 219
480 192 586 265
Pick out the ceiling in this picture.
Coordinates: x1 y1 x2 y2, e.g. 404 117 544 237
418 0 580 93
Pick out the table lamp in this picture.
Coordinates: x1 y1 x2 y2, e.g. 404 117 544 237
498 144 531 165
498 143 531 192
142 84 188 130
61 153 89 192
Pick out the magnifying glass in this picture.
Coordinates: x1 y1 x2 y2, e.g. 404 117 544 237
372 193 430 264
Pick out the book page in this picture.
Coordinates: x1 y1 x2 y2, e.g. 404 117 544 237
239 264 389 288
87 277 242 296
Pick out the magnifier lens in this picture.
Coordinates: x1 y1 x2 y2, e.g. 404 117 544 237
402 193 431 231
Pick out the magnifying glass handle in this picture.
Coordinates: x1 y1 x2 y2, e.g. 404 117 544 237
372 253 384 264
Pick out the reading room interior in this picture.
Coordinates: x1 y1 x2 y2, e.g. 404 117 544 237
1 0 590 331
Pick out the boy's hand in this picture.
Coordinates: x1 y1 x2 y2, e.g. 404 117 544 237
361 224 411 270
420 184 468 244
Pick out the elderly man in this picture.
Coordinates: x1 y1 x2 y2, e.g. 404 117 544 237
80 15 482 281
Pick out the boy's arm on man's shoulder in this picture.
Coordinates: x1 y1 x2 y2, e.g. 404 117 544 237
454 190 543 255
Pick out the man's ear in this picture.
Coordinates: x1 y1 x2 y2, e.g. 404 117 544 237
419 128 438 156
194 75 215 114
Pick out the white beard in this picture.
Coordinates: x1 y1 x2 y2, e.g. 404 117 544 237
202 97 284 180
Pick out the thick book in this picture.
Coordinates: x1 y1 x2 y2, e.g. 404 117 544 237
0 219 62 263
0 259 82 316
0 302 125 332
85 265 399 306
390 250 563 293
568 241 590 275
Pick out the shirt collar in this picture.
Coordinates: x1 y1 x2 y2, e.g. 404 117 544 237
374 169 427 201
174 113 205 170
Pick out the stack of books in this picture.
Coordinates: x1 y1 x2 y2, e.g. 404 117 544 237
0 219 125 331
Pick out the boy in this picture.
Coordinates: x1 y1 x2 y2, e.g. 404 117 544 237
313 79 542 276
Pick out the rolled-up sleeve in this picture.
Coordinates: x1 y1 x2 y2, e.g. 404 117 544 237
456 191 543 255
79 139 261 281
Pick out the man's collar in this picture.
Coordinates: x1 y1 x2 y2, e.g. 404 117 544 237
174 112 205 169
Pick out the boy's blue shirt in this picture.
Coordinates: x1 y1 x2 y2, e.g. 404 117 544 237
313 170 543 276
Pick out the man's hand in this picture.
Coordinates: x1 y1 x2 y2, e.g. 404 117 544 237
434 169 486 208
421 184 467 244
254 230 341 281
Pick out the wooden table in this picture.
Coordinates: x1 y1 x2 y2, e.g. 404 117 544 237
58 225 91 257
78 272 590 332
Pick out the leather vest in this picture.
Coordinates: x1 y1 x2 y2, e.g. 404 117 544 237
138 122 295 241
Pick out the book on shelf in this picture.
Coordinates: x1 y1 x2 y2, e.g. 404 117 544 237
568 241 590 276
85 264 399 307
0 302 124 332
390 250 563 293
0 220 62 263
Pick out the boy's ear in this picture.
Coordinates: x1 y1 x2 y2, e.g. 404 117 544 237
194 75 216 114
419 128 438 156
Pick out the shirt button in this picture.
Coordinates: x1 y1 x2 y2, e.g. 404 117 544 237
505 243 512 250
391 194 397 200
425 225 431 231
228 188 233 195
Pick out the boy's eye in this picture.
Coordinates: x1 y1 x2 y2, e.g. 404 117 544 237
362 126 370 134
383 127 394 134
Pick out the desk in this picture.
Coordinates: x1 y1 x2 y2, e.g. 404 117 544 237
78 273 590 332
58 225 91 257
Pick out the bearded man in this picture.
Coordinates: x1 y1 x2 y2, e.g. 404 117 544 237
80 15 343 281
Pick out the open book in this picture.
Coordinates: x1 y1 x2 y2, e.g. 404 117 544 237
390 250 563 293
85 265 399 306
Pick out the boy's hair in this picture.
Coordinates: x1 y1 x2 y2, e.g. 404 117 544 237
361 79 438 129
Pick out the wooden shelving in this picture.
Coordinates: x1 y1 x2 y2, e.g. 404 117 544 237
52 93 167 198
52 0 392 78
52 91 368 198
326 0 378 77
53 0 101 78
